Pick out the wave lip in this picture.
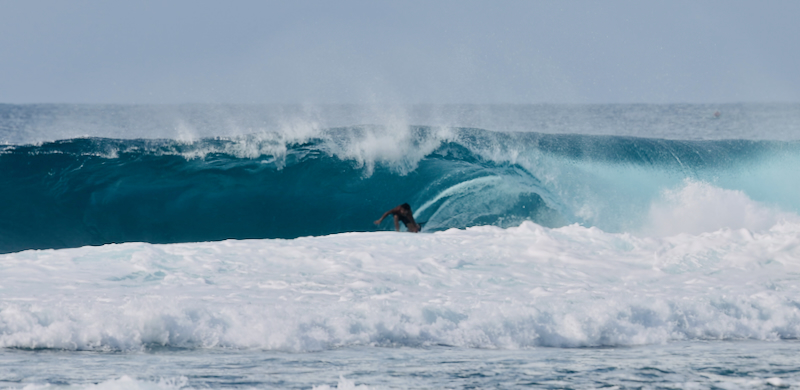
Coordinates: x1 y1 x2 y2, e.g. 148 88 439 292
2 220 800 351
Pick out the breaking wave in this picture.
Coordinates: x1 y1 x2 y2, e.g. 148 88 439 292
1 127 798 253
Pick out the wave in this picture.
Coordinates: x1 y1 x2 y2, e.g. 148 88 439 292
1 126 799 253
2 220 800 351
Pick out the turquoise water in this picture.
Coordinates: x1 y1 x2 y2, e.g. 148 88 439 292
2 127 798 253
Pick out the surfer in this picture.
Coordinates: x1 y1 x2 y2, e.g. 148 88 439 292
374 203 421 233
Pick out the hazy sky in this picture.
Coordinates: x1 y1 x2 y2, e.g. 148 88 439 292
1 1 799 104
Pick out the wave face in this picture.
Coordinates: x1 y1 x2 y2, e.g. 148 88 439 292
1 126 799 253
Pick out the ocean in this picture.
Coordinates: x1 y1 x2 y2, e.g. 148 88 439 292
1 103 799 389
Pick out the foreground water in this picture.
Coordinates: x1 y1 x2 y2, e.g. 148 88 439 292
2 104 800 388
2 342 800 389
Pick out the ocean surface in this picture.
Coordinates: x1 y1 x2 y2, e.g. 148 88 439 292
1 103 800 389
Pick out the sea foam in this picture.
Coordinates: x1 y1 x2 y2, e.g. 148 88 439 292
643 179 800 236
2 204 799 352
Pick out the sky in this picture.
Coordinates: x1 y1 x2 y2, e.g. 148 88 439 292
1 0 799 104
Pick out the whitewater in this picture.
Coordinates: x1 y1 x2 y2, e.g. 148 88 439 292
2 103 800 389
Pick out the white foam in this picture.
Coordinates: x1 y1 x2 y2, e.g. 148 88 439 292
319 125 454 176
81 376 189 390
8 376 189 390
2 217 800 351
643 180 800 236
312 376 371 390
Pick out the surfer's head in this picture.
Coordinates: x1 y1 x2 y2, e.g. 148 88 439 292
400 203 411 211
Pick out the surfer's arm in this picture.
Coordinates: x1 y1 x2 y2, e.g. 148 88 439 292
373 209 402 231
374 211 391 225
374 206 401 226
